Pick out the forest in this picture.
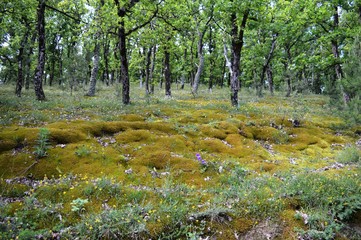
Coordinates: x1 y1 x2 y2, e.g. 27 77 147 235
1 0 361 239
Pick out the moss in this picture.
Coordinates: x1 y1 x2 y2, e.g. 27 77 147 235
119 114 145 122
199 138 230 154
35 184 69 203
116 129 152 144
73 121 105 136
289 133 319 146
49 128 87 144
238 122 254 139
170 156 199 171
101 121 131 134
251 162 276 173
0 127 39 148
249 126 279 142
0 152 34 178
274 117 293 128
318 139 330 149
200 125 227 140
280 209 306 238
0 139 17 153
152 135 189 152
225 134 246 146
231 217 254 234
217 121 239 134
0 181 29 198
134 150 171 169
147 122 176 134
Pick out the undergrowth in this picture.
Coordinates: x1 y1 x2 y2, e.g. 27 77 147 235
0 84 360 239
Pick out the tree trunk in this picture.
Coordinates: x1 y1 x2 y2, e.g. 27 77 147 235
34 0 46 101
49 56 55 87
164 44 171 98
258 36 277 97
16 28 29 97
192 13 212 95
25 31 36 90
110 70 115 85
119 27 130 104
114 0 133 104
145 46 152 95
266 64 274 95
58 47 63 86
208 26 215 92
313 72 322 94
114 3 131 104
104 37 110 86
331 6 348 105
285 47 292 97
86 40 100 96
192 29 205 95
220 59 226 88
208 58 214 92
331 8 343 81
230 10 249 106
150 45 156 94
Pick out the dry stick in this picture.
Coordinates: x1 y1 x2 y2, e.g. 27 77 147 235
21 160 39 176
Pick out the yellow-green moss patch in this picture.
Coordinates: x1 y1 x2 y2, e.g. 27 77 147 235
116 129 152 143
200 125 227 139
49 128 87 144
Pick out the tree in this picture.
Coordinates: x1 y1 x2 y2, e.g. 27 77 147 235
191 0 214 95
34 0 46 100
229 7 249 106
86 0 104 97
114 0 158 104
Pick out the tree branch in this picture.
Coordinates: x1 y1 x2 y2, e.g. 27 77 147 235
45 4 84 23
125 2 160 36
157 15 183 32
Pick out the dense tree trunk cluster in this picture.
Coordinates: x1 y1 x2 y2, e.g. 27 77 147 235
1 0 361 107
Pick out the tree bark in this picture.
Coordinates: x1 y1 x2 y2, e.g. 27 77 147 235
86 39 100 96
104 36 110 86
164 43 171 98
331 6 348 105
230 9 249 106
258 36 277 97
114 0 136 104
25 32 37 90
119 23 130 104
16 27 29 97
145 46 152 95
34 0 46 101
331 7 343 82
150 45 156 94
180 48 187 90
192 28 206 95
192 11 212 95
208 27 215 92
285 47 292 97
266 64 274 95
220 59 226 88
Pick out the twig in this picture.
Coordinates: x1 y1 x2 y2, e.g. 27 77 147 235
21 160 39 176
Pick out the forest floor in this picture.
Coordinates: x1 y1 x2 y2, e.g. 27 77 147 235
0 84 361 239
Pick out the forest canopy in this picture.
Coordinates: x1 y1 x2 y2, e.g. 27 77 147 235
0 0 361 110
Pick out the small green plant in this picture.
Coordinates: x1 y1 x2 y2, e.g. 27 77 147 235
336 146 361 164
75 204 150 239
71 198 89 213
271 130 289 144
34 128 50 158
75 145 91 157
